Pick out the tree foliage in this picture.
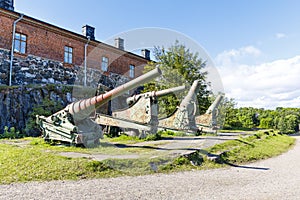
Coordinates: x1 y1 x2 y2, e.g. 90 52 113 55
143 41 211 116
222 100 300 134
217 96 237 129
25 98 64 137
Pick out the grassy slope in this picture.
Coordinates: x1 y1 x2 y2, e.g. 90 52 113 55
0 131 296 184
212 131 296 164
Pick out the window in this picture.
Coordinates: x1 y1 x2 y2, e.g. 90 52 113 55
14 33 27 54
129 64 135 78
101 56 108 71
64 46 73 64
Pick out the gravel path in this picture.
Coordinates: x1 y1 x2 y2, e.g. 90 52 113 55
1 135 299 200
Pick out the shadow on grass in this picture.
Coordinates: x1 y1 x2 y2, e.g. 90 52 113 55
113 143 200 152
205 151 270 171
235 139 255 147
217 133 253 137
161 137 233 141
223 160 270 170
289 133 300 137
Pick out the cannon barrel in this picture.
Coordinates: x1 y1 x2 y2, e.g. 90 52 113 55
126 85 186 105
67 67 162 116
36 67 161 146
179 80 200 108
206 93 224 114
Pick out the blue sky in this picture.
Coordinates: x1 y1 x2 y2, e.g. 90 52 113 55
14 0 300 109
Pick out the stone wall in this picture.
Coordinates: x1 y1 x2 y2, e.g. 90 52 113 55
0 48 131 88
0 49 137 135
0 85 73 135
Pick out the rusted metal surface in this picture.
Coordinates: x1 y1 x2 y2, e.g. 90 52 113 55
114 97 157 124
205 93 224 115
195 93 224 132
95 85 186 137
95 113 155 134
158 80 201 132
67 67 162 118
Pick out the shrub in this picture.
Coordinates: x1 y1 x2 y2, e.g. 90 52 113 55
25 98 64 137
0 126 23 139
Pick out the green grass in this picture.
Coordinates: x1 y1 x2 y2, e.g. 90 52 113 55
158 131 296 171
158 130 188 137
206 131 295 164
102 133 163 144
104 134 141 143
218 129 254 133
0 131 296 184
102 130 187 145
28 137 153 155
0 143 120 184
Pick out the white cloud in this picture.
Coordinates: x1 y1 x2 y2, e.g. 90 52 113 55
215 46 300 109
276 33 287 39
215 46 262 67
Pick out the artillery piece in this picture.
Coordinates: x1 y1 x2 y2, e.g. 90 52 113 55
36 68 162 146
95 85 186 137
158 80 201 133
195 93 224 132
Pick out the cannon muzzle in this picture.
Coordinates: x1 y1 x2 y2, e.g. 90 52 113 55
126 85 186 105
67 67 162 117
179 80 200 108
206 93 224 114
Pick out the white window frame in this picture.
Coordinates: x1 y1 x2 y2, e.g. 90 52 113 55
101 56 109 71
64 46 73 64
129 64 135 78
14 33 27 54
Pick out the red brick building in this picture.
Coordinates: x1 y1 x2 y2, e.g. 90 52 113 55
0 0 151 86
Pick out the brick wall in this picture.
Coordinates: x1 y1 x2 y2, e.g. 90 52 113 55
0 9 148 79
86 44 146 78
0 10 13 49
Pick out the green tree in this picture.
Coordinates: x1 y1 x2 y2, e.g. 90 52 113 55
285 114 298 132
219 97 238 129
259 117 273 129
272 108 300 133
143 41 211 116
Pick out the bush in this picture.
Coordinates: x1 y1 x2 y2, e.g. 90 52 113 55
0 126 23 139
157 130 187 137
25 98 64 137
144 133 162 141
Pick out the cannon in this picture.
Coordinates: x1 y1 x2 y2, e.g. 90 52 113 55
126 85 186 105
95 85 186 137
195 93 224 132
158 80 201 133
36 67 162 146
